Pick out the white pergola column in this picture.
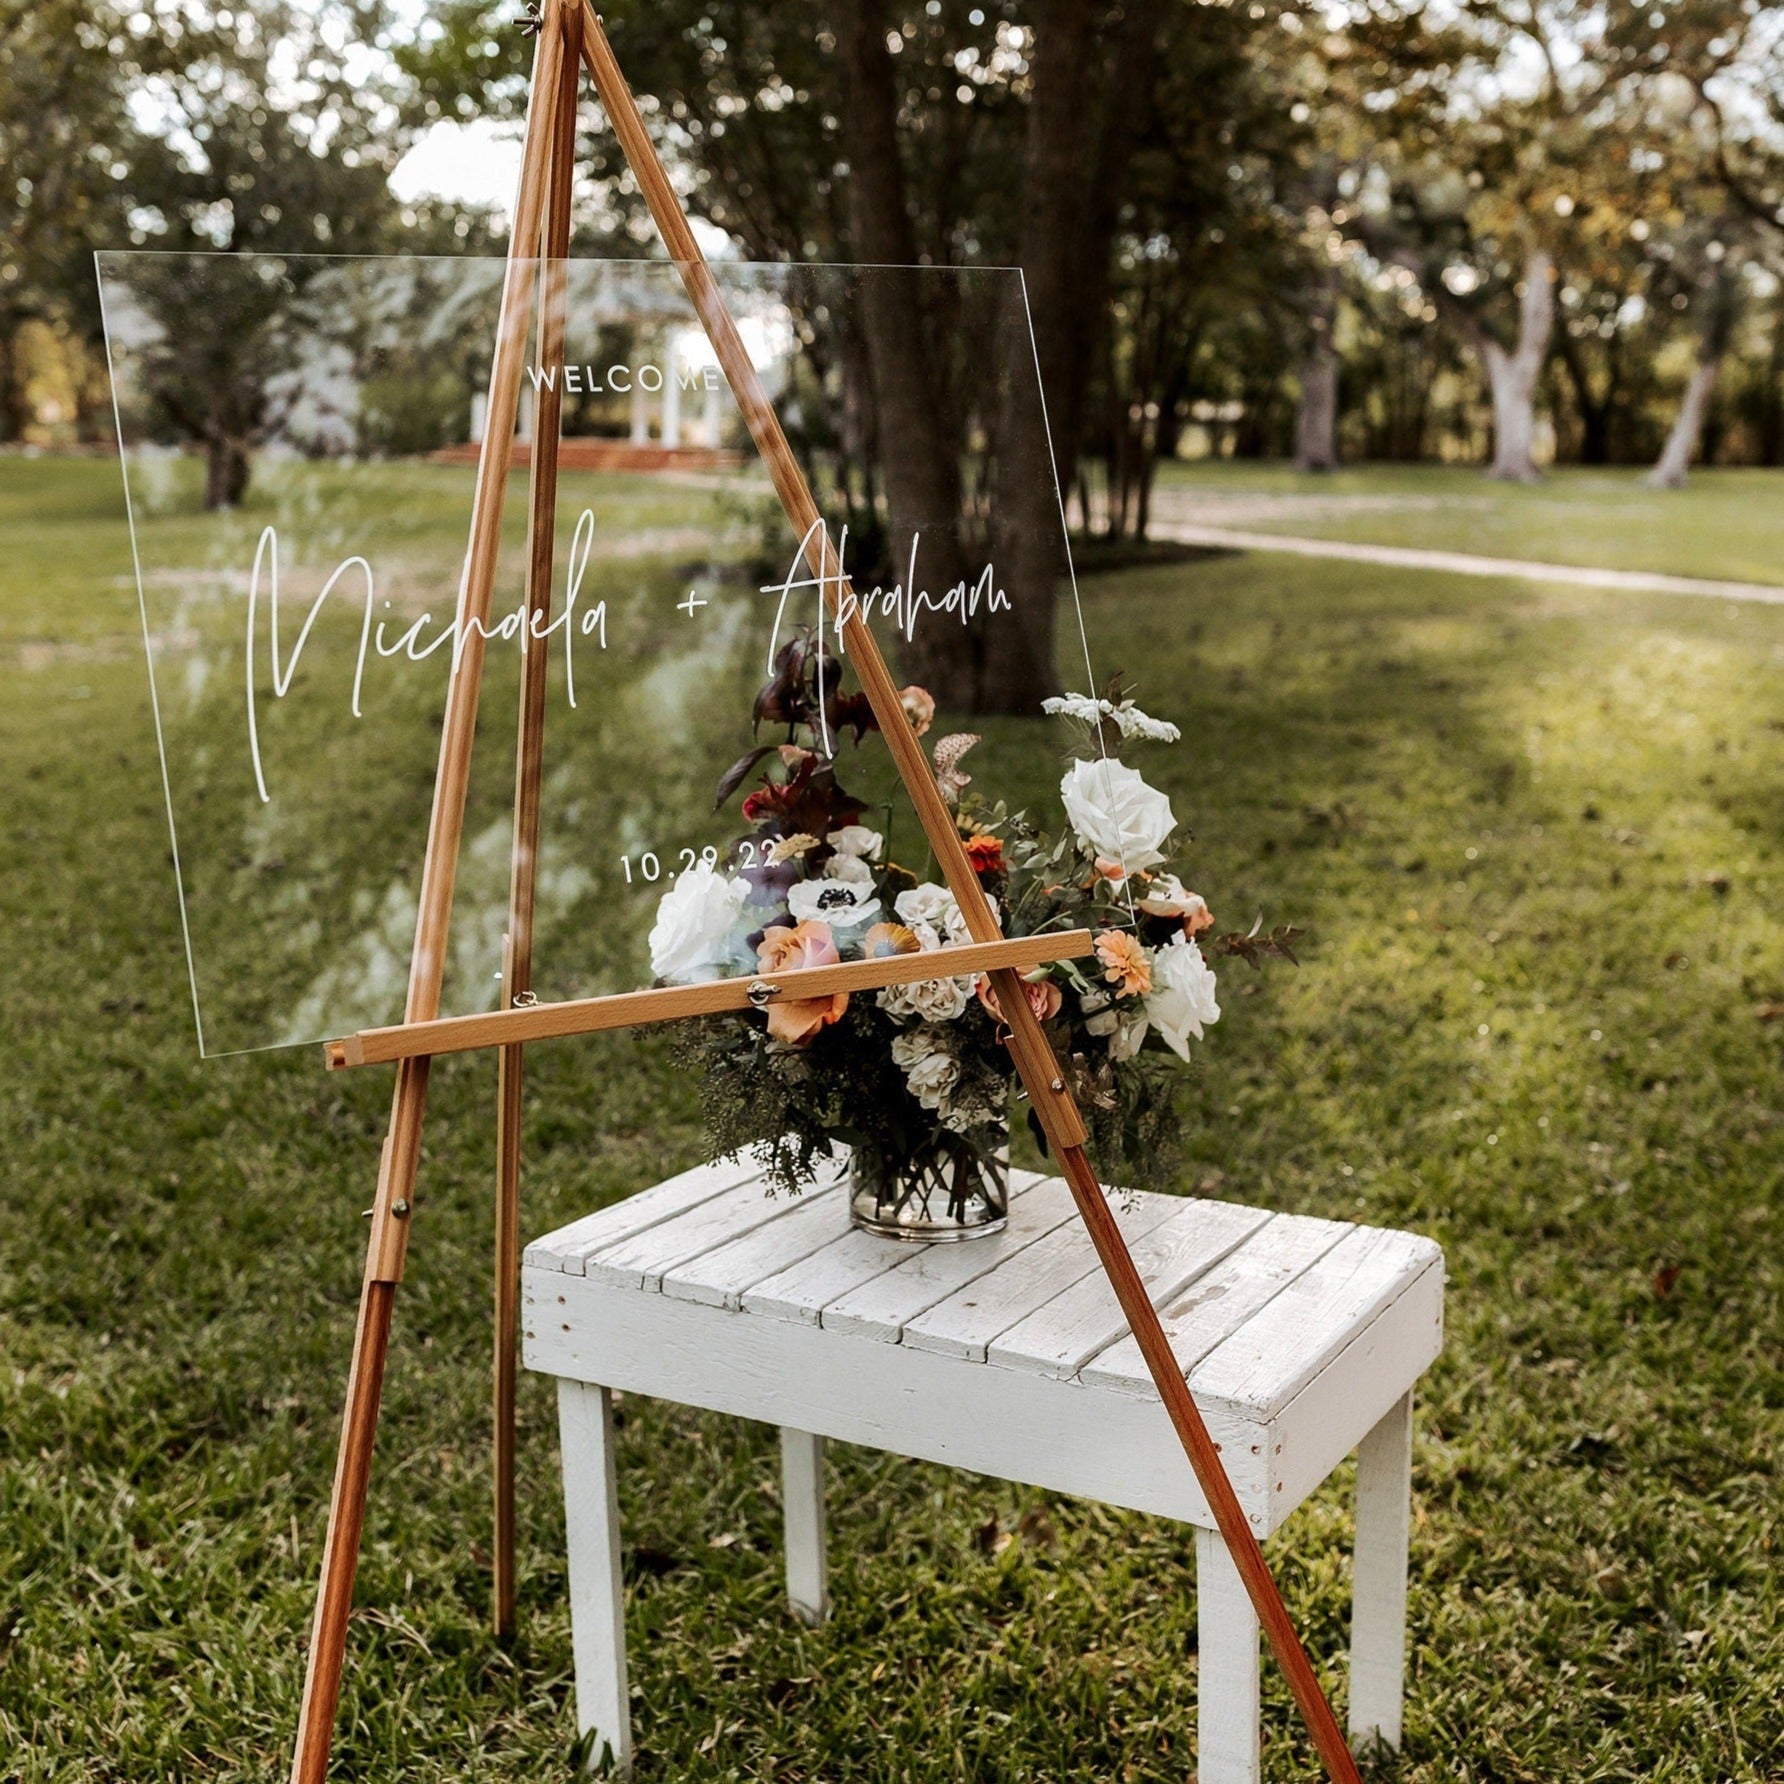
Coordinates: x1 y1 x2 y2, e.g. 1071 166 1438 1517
702 375 722 448
628 376 649 445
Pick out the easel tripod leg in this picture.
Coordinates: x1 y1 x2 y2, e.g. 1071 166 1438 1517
287 7 565 1768
492 3 582 1639
289 1276 398 1784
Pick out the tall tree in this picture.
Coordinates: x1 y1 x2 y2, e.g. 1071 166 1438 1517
400 1 1172 711
0 0 176 438
118 0 409 505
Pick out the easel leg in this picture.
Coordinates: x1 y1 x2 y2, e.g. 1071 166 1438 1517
493 1036 524 1634
779 1427 828 1627
492 0 582 1641
559 1381 632 1775
290 1276 397 1784
288 8 567 1774
1349 1389 1413 1754
1196 1526 1263 1784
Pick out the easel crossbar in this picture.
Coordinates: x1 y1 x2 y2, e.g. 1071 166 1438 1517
324 931 1094 1069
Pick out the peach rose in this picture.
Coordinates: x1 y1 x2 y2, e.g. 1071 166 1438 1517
899 685 936 736
755 920 848 1045
1136 872 1214 936
975 972 1063 1028
1095 929 1152 997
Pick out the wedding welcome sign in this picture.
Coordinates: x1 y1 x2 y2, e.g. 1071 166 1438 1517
97 251 1112 1058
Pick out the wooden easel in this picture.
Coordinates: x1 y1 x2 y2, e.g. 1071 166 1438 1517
288 6 1366 1780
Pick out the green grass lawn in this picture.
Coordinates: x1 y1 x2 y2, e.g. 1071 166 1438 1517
2 457 1781 1780
1152 460 1784 589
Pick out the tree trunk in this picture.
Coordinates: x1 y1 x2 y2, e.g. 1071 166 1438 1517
1645 356 1721 490
0 325 33 443
984 0 1162 712
1556 337 1613 466
1294 268 1340 471
1648 262 1739 489
836 6 975 707
1480 249 1554 482
205 435 250 510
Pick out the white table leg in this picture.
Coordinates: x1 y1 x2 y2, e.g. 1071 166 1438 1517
1195 1525 1261 1784
1349 1387 1413 1754
779 1427 829 1626
558 1380 632 1775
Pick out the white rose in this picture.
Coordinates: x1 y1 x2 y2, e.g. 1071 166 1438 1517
1059 757 1176 872
823 851 874 887
904 1052 959 1110
1144 935 1219 1061
895 882 958 932
890 1026 961 1112
879 972 974 1024
829 824 883 860
647 864 749 984
894 881 996 943
890 1026 946 1070
786 877 880 929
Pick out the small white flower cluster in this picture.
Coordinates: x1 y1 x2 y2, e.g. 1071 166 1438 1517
889 1025 1001 1131
1051 704 1222 1060
876 882 983 1023
1042 692 1181 743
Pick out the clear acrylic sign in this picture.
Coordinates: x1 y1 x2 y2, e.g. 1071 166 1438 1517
98 253 1115 1056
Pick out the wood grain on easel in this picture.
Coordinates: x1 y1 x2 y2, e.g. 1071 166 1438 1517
493 0 583 1644
325 931 1094 1069
288 12 568 1782
575 12 1361 1777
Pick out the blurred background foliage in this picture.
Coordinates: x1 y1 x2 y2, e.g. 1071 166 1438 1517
9 0 1784 513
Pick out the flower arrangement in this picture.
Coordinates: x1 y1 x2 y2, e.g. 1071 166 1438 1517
661 630 1296 1234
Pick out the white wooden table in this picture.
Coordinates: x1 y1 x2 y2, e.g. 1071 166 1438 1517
523 1159 1444 1780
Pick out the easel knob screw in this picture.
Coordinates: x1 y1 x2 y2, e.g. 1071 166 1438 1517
392 1199 412 1218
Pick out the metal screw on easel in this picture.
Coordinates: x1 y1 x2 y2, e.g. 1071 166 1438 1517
518 2 544 37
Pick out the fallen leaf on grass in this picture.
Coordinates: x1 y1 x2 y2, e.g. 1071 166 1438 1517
1653 1262 1684 1299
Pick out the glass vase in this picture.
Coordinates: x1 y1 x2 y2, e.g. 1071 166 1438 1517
848 1129 1009 1241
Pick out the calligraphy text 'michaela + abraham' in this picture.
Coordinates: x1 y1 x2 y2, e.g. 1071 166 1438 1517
243 511 609 804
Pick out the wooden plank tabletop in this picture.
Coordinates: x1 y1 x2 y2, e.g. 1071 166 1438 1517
524 1161 1443 1424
